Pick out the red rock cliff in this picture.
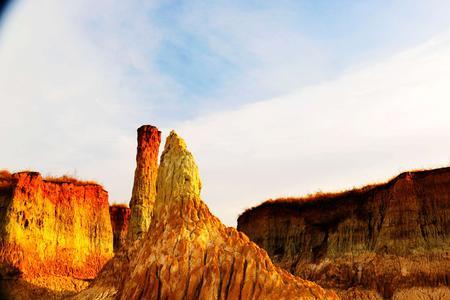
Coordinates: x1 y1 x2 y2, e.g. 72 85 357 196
0 171 113 291
73 131 338 300
238 167 450 299
109 205 131 252
127 125 161 241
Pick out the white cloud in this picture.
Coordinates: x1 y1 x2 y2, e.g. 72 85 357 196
174 34 450 226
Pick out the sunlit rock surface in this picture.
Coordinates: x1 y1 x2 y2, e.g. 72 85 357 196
74 131 338 300
238 167 450 299
127 125 161 241
0 171 113 298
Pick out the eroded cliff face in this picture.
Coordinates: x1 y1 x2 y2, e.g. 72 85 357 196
109 205 131 252
127 125 161 241
73 131 338 300
0 171 113 298
237 167 450 299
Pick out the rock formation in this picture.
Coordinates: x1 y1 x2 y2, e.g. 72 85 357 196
127 125 161 241
0 171 113 298
73 131 338 300
109 204 131 252
237 167 450 299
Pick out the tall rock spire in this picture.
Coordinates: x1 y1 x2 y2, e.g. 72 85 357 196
127 125 161 241
74 131 338 300
153 130 202 215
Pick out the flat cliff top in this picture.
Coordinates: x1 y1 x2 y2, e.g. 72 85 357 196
0 170 105 189
0 170 109 210
239 166 450 219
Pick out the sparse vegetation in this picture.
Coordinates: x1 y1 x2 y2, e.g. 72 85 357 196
44 174 100 185
241 166 450 216
0 169 100 185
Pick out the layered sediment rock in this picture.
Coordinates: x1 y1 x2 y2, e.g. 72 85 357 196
109 205 131 252
237 167 450 299
127 125 161 241
74 131 338 300
0 171 113 298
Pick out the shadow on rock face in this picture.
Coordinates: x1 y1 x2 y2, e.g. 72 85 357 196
0 264 90 300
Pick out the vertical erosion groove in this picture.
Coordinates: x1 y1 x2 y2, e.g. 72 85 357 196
238 259 248 300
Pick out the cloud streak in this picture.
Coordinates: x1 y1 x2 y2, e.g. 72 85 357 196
174 35 450 225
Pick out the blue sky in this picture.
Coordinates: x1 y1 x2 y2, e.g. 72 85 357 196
1 1 450 225
152 0 450 111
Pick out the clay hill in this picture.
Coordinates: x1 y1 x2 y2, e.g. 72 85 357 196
73 131 338 300
238 167 450 299
109 205 131 252
0 171 114 298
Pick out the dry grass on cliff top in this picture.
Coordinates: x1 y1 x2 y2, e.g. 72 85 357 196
1 169 100 186
241 166 450 216
44 174 100 186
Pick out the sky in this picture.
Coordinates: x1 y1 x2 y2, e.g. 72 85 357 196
0 1 450 226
